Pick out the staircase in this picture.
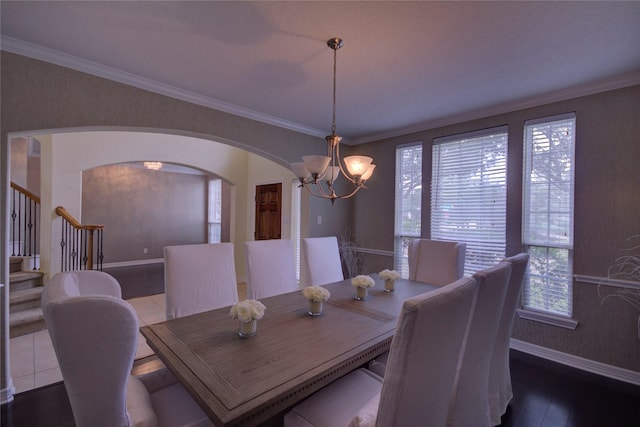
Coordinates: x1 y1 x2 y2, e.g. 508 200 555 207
9 257 46 338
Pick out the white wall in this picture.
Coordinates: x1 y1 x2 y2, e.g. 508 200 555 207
35 130 296 280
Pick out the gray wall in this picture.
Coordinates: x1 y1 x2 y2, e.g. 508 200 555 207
353 85 640 372
82 164 210 263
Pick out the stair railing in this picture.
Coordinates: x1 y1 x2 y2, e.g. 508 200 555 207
55 206 104 271
10 182 40 269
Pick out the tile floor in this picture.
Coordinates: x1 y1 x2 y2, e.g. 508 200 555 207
9 293 167 394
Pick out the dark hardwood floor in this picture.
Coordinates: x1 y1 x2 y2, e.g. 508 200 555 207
2 349 638 427
103 262 165 300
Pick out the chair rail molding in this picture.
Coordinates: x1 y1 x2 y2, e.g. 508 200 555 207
574 274 640 290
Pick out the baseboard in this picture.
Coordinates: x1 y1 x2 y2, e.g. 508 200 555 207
1 381 15 404
102 258 164 269
510 339 640 386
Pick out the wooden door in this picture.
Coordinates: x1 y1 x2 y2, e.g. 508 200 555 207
254 183 282 240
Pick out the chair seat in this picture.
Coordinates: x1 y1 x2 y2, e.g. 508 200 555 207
127 375 159 427
150 382 214 427
284 369 383 427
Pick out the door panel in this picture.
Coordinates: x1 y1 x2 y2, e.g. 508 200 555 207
255 183 282 240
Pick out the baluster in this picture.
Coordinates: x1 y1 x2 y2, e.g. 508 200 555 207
60 219 66 272
11 189 16 256
33 202 39 269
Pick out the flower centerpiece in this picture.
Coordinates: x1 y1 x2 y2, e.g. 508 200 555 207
351 275 375 300
302 286 331 316
230 299 266 337
379 269 401 292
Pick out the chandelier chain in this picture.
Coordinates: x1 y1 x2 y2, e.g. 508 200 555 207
331 45 337 135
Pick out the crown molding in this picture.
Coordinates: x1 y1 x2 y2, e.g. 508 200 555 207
353 71 640 145
0 37 327 139
3 37 639 146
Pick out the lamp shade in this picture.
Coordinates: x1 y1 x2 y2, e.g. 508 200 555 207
321 166 341 183
343 156 373 177
361 164 376 181
303 155 331 175
291 162 310 179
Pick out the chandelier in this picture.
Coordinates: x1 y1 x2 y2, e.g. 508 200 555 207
292 38 375 204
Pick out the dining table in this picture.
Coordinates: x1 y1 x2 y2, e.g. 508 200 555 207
140 276 439 427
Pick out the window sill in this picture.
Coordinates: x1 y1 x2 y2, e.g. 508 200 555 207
516 309 579 330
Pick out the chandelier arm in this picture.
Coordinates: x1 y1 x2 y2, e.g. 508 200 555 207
302 180 334 200
333 183 366 200
334 140 358 185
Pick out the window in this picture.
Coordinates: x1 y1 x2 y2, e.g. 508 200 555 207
431 127 508 276
394 144 422 278
291 180 302 282
522 113 576 317
208 178 222 243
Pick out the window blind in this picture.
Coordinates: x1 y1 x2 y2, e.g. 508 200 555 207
208 178 222 243
431 127 507 276
522 113 575 316
394 144 422 277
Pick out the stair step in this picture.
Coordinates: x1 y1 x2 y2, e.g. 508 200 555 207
9 307 46 338
10 257 23 273
10 287 43 312
9 271 44 291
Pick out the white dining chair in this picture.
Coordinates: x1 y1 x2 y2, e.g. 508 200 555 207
447 261 512 427
284 276 479 427
408 238 467 285
244 239 298 299
164 242 239 319
488 253 530 426
42 271 213 427
302 236 344 286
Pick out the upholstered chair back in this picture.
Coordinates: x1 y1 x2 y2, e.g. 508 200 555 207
408 238 466 285
42 271 144 427
375 277 479 426
447 262 512 427
284 277 479 427
164 242 239 319
302 236 344 286
244 239 298 299
488 253 530 425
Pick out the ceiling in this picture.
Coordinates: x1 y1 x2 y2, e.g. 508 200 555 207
2 1 639 144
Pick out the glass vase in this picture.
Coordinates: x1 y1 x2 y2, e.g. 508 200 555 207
384 280 395 292
238 319 257 337
308 300 323 316
355 286 368 300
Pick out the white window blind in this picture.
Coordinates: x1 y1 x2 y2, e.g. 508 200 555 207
394 144 422 278
208 178 222 243
431 127 507 276
291 180 302 282
522 113 575 316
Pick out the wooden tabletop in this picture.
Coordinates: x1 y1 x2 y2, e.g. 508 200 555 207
140 276 438 426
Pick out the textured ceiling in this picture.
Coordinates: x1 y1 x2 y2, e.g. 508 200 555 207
2 1 639 143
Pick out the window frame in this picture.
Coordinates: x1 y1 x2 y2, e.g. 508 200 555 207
519 112 578 328
394 143 423 278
